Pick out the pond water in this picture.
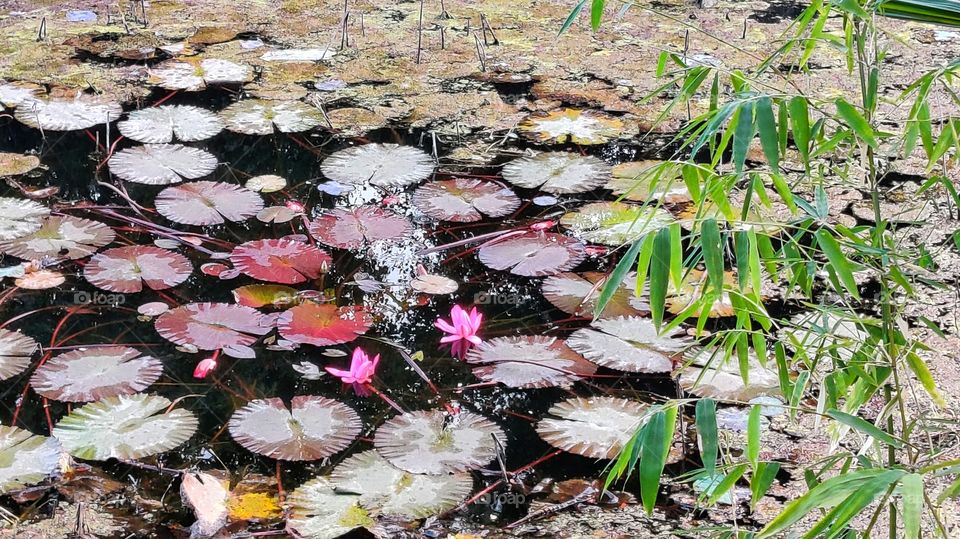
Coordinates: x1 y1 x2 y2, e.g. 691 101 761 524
0 87 697 536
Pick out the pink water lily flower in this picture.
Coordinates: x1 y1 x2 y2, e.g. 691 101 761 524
193 356 218 379
326 347 380 396
436 305 483 359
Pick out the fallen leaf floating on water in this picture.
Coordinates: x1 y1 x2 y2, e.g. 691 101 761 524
536 397 648 459
500 151 610 194
154 303 272 358
83 245 193 293
53 393 199 461
180 472 229 538
0 152 40 177
541 271 649 319
411 178 520 222
410 273 459 295
228 396 361 461
220 99 326 135
465 335 597 389
0 426 62 494
14 95 122 131
229 239 331 284
0 215 115 261
108 144 218 185
320 143 435 187
374 410 505 474
14 269 65 290
30 346 163 403
117 105 224 143
517 108 626 145
0 329 38 381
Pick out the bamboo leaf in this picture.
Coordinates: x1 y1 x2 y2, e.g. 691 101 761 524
590 0 606 31
835 98 879 148
826 409 905 448
751 462 781 509
640 405 678 514
756 96 781 175
707 464 747 506
559 0 588 35
790 96 811 169
906 351 946 407
695 399 718 475
594 239 644 319
815 229 861 300
733 101 756 175
901 473 923 539
747 405 762 471
701 218 724 297
650 228 672 327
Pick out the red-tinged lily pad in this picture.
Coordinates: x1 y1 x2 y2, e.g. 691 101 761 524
276 303 372 347
84 245 193 293
31 346 163 402
307 206 412 249
232 284 301 308
412 179 520 222
541 271 648 319
477 231 586 277
0 215 115 260
229 239 331 284
155 303 271 358
465 336 597 388
156 181 264 226
228 396 362 461
15 269 65 290
0 329 38 381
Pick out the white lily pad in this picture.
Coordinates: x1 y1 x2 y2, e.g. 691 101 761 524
501 152 610 194
374 410 504 475
567 316 691 373
321 143 434 187
0 215 115 260
220 100 325 135
0 426 62 493
108 144 218 185
117 105 224 143
15 96 122 131
287 478 371 539
53 393 199 461
31 346 163 403
536 397 647 459
0 197 49 241
151 59 252 91
0 329 38 381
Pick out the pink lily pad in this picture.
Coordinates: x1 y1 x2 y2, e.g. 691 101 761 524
84 245 193 293
0 215 115 260
307 206 412 249
229 239 331 284
155 303 271 358
465 336 597 388
276 303 372 347
31 346 163 402
411 179 520 222
155 181 264 226
477 231 586 277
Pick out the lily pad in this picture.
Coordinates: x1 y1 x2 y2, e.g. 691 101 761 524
220 100 325 135
155 303 271 358
151 59 253 91
308 206 413 249
287 478 371 539
412 179 520 222
155 181 263 225
31 346 163 402
541 271 648 318
536 397 647 459
15 269 66 290
0 329 38 381
374 410 504 474
0 152 40 177
0 197 49 241
0 81 43 108
665 269 745 318
84 245 193 293
608 161 691 203
477 231 586 277
678 348 781 401
230 239 331 284
500 152 610 194
0 215 115 260
567 316 690 373
245 174 286 193
465 336 597 388
0 426 62 493
277 303 372 347
410 273 458 295
228 396 361 461
518 108 625 145
15 96 122 131
53 393 198 461
109 144 218 185
320 144 434 187
560 201 675 246
330 450 473 518
232 284 300 308
117 105 224 143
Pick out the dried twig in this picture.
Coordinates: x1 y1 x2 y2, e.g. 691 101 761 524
416 0 425 64
473 32 486 72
